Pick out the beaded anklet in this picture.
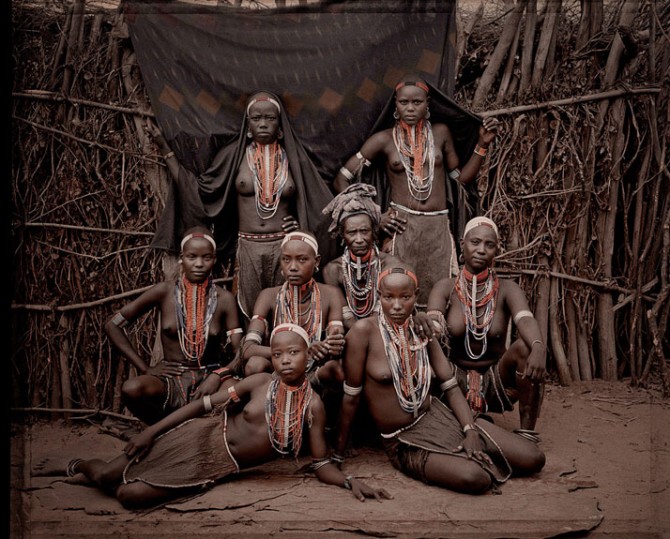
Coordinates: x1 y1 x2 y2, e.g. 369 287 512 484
66 458 82 477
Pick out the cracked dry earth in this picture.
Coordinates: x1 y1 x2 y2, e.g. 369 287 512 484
10 380 670 539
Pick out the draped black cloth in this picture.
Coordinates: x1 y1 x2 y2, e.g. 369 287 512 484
358 80 482 242
150 91 336 265
122 0 478 262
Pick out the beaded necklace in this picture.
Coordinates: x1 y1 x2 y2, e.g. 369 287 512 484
246 141 289 220
378 313 429 417
454 267 500 360
174 275 218 366
341 246 380 319
392 119 435 202
265 377 313 457
274 279 322 342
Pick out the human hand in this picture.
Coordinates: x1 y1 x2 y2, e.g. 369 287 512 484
413 311 436 341
192 373 222 400
324 332 345 357
124 430 155 462
308 341 330 364
478 117 500 146
146 362 183 377
282 215 299 232
348 478 393 502
454 429 493 467
524 347 546 382
380 209 406 236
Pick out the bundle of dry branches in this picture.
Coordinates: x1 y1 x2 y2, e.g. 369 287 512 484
10 0 669 419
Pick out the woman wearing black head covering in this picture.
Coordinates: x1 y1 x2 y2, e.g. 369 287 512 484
149 91 335 321
332 76 499 309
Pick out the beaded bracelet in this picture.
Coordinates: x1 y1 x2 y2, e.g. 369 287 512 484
474 144 488 157
463 423 476 434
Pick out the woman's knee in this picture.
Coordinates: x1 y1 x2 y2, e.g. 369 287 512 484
516 444 546 475
244 356 271 376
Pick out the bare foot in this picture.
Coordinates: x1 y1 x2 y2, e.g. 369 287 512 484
32 456 80 477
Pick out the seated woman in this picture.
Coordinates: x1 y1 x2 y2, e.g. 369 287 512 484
104 226 242 426
332 75 500 310
240 231 346 388
335 263 545 494
148 90 334 322
34 324 391 509
321 184 400 330
425 216 546 435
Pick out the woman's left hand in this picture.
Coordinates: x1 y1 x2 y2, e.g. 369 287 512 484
455 429 493 467
192 373 222 400
478 117 500 146
348 478 394 502
282 215 299 232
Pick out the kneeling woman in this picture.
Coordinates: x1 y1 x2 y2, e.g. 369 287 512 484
335 265 545 494
42 324 390 509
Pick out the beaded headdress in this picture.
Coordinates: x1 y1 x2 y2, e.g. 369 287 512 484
463 216 499 240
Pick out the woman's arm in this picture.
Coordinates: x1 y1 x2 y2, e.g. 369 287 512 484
309 395 392 502
334 320 369 458
332 132 387 193
124 374 265 460
505 281 546 381
104 283 168 374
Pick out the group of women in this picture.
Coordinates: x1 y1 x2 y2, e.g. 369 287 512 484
35 77 547 509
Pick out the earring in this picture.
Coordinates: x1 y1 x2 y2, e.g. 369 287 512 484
458 253 464 264
247 131 253 138
393 109 400 120
315 265 320 273
425 108 431 119
277 129 284 140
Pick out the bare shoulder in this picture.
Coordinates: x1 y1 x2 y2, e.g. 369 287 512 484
321 260 342 287
348 316 376 340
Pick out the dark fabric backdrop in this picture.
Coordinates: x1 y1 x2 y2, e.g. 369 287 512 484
123 0 481 255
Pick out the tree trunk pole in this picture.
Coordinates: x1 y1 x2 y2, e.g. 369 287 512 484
473 0 527 108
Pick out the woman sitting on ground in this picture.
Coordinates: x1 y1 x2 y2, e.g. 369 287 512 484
34 324 391 510
105 226 242 426
425 216 546 435
335 263 545 494
241 230 346 390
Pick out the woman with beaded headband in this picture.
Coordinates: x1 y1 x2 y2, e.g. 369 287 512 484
321 184 401 330
333 75 500 309
425 216 546 436
334 262 545 494
147 91 335 323
240 230 347 390
105 226 243 426
35 323 391 509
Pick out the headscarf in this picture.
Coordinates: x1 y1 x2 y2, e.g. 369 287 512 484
321 183 381 237
151 90 335 266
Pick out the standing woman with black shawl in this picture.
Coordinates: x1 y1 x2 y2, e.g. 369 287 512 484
332 76 499 310
149 91 335 323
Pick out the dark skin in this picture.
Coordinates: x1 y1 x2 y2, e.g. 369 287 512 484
104 233 242 425
333 83 499 236
322 213 398 330
145 92 299 237
336 272 544 494
426 225 546 430
54 331 392 510
243 238 346 379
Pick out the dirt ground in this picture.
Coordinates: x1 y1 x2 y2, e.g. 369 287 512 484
9 379 670 539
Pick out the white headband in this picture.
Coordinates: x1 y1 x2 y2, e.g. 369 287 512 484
281 232 319 255
463 217 499 240
271 323 310 346
246 96 281 116
181 232 217 252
